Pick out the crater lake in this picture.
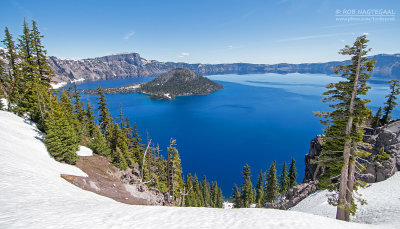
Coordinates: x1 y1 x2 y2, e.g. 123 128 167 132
71 73 396 195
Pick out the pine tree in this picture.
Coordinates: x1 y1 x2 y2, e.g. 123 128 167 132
60 88 82 142
110 123 130 169
88 126 111 156
30 20 53 87
372 146 390 162
0 56 6 109
132 122 144 168
183 174 195 206
192 174 204 206
201 176 212 207
215 184 223 208
1 27 20 110
72 83 85 126
315 35 376 221
232 184 242 208
279 162 289 196
96 85 113 142
288 158 297 189
382 80 400 125
210 181 219 207
372 107 383 127
240 164 253 208
85 99 96 137
166 139 184 201
255 170 264 207
264 161 279 203
44 94 79 164
17 19 39 119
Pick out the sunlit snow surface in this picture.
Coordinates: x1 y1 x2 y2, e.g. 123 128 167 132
0 111 388 229
76 146 93 156
291 173 400 228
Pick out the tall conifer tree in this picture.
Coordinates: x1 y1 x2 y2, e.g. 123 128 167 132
316 35 375 221
1 27 20 110
279 162 289 196
240 164 253 208
232 184 242 208
96 85 113 142
382 80 400 124
255 170 264 207
288 158 297 189
264 161 279 203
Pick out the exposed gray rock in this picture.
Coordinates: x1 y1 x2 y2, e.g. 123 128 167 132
303 135 324 182
304 119 400 184
263 181 318 210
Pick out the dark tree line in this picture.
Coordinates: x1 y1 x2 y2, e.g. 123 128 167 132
231 158 297 208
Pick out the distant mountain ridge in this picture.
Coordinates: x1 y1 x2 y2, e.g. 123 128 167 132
47 52 400 82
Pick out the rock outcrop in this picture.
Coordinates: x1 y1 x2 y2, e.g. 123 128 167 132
62 154 168 206
263 181 318 210
46 52 400 83
304 120 400 183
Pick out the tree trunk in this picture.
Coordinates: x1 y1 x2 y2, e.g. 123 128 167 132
336 38 363 221
345 159 355 221
336 139 351 220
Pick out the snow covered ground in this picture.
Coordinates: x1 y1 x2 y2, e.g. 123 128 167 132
50 81 67 89
76 145 93 156
291 173 400 228
0 110 391 229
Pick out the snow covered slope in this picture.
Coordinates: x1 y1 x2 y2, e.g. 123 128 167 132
291 173 400 228
0 111 383 229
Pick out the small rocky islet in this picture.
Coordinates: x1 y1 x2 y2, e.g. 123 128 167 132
82 68 223 100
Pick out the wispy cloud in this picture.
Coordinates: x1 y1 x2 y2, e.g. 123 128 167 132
276 33 349 42
321 22 368 29
178 52 190 58
123 31 135 40
242 9 257 19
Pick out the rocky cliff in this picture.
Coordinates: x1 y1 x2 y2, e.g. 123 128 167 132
304 120 400 183
47 52 400 83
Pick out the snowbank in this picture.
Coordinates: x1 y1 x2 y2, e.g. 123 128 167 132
0 111 383 229
50 81 67 89
76 145 93 156
0 98 7 109
291 173 400 228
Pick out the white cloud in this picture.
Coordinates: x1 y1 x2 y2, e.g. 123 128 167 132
276 33 349 42
123 31 135 40
178 52 190 58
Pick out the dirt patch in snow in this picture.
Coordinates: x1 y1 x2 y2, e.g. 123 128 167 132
61 154 161 205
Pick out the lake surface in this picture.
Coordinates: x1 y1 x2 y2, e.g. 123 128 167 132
72 73 395 195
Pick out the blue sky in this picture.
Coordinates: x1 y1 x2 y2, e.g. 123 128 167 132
0 0 399 64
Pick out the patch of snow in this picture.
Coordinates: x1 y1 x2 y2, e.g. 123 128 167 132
164 93 171 99
124 84 140 89
90 181 100 191
70 78 85 83
76 145 93 156
223 202 234 209
291 173 400 228
1 98 8 110
50 82 67 89
0 110 385 229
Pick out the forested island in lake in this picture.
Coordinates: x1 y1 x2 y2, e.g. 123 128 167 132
82 68 223 100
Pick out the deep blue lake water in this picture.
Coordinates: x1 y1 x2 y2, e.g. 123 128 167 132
71 73 396 195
